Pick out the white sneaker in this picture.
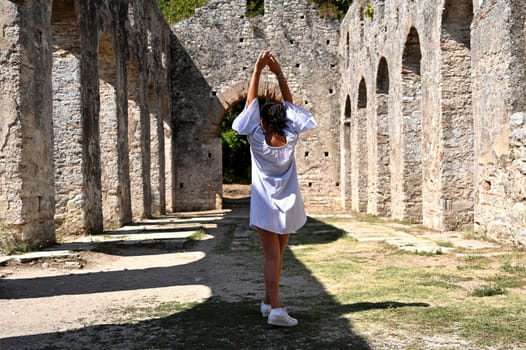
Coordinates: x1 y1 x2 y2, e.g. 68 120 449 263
268 308 298 327
260 301 271 317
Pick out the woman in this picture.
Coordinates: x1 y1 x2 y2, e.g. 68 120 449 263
232 50 317 327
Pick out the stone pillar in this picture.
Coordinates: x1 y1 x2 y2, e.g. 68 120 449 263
99 30 121 230
398 27 423 223
351 79 368 212
340 96 352 209
164 119 174 213
371 92 391 216
149 84 165 216
52 0 85 236
433 0 474 231
0 1 55 247
112 0 133 226
79 0 103 234
128 56 147 220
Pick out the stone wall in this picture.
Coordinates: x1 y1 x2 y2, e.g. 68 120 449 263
171 0 342 212
340 0 525 245
471 0 526 245
0 0 172 247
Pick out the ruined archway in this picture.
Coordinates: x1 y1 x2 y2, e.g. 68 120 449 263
209 82 312 204
352 77 368 212
400 26 422 222
434 0 474 230
372 57 391 216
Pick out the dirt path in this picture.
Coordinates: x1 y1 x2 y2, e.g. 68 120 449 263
0 205 269 346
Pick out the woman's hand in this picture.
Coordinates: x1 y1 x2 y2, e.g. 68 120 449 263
254 50 271 74
267 52 283 75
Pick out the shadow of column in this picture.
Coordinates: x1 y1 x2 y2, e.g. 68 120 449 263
0 203 429 349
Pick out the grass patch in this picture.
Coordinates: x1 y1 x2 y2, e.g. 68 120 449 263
501 253 526 273
188 228 206 241
349 211 386 225
437 240 454 248
456 254 491 270
460 305 526 346
469 283 507 297
463 229 490 241
483 274 526 289
1 222 31 255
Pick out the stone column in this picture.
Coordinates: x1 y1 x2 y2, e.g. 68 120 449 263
79 0 103 234
0 1 55 247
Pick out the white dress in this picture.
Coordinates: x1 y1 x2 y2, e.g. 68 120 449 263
232 99 317 234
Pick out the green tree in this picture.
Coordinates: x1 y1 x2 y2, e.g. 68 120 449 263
157 0 209 24
221 102 251 184
311 0 353 19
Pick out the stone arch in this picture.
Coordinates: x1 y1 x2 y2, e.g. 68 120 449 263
376 57 389 94
352 77 368 212
372 57 391 216
435 0 474 230
207 82 310 199
208 82 289 137
52 0 85 236
358 77 367 108
341 95 352 209
398 26 423 222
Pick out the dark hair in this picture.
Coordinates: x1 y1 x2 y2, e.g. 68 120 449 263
261 102 287 135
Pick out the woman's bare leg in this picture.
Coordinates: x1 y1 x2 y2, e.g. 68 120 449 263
277 233 289 283
257 227 290 309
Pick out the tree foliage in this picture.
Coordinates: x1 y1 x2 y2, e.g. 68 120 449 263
156 0 208 24
221 103 251 184
310 0 353 19
246 0 264 17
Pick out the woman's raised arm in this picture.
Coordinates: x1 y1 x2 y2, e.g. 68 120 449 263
267 52 292 103
246 50 270 106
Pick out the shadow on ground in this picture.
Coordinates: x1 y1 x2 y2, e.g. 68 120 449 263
0 200 429 349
